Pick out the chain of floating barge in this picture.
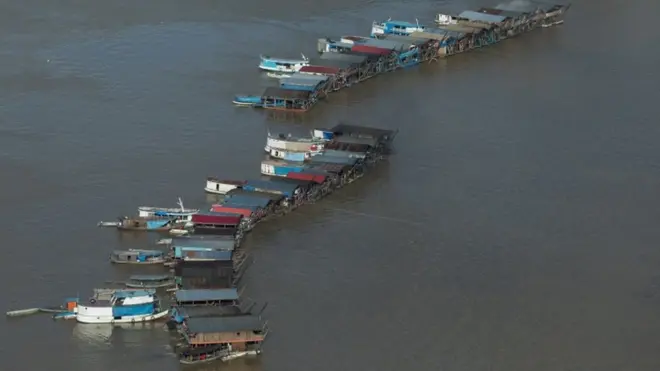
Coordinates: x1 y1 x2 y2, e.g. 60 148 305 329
5 123 398 365
238 1 571 111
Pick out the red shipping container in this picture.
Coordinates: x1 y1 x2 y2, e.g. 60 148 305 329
192 212 242 225
210 205 253 217
351 44 392 56
299 65 341 75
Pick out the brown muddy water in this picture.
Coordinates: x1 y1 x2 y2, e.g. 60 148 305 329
2 0 660 370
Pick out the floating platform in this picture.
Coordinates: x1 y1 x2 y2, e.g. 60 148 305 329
237 0 571 112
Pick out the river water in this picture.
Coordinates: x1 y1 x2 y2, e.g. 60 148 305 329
2 0 660 370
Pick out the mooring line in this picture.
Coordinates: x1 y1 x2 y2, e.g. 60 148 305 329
324 207 424 227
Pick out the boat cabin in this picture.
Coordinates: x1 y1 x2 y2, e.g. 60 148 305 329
371 19 426 37
175 260 236 289
191 212 243 235
204 178 246 195
258 54 309 73
126 274 174 289
110 249 166 264
168 304 250 330
174 288 241 306
181 315 268 348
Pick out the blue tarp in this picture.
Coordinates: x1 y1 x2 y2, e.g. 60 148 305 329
112 302 154 317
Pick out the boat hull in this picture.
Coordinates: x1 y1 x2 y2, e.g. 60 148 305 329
125 281 175 289
110 257 167 265
204 184 240 195
179 349 260 365
76 309 169 324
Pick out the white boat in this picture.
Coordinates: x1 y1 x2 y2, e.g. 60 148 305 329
74 289 169 324
258 54 309 73
137 198 199 221
371 19 425 37
204 177 245 195
266 72 292 79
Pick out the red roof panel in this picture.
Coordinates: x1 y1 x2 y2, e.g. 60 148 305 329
299 65 341 75
351 44 392 56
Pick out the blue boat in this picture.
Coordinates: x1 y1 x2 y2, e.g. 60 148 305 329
258 54 310 73
232 95 262 107
110 249 166 265
371 19 425 37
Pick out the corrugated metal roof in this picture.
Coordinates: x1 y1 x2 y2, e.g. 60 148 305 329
310 58 353 69
245 179 300 195
334 136 380 147
262 87 310 100
309 154 358 166
459 10 507 23
227 188 284 201
280 77 322 87
409 31 450 41
288 73 329 82
436 23 477 33
222 195 271 208
359 38 404 50
175 288 239 302
320 52 367 64
221 200 261 211
381 34 430 46
330 124 396 140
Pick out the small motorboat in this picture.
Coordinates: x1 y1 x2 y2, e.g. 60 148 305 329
125 274 175 289
110 249 167 265
232 95 262 107
258 54 309 73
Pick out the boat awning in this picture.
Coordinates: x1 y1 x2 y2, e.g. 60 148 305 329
175 288 239 303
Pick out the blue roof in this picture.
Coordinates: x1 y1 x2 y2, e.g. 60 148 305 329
113 289 156 298
221 200 261 211
280 77 322 87
459 10 507 23
129 274 171 281
244 179 300 197
222 194 271 208
174 288 239 302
